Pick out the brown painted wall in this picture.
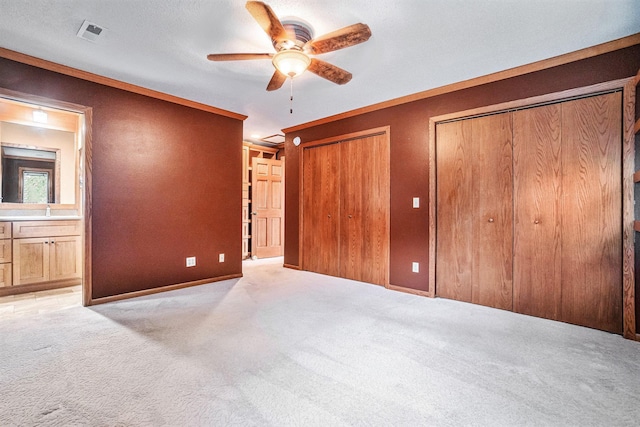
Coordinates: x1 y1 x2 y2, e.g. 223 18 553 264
0 58 243 299
285 44 640 301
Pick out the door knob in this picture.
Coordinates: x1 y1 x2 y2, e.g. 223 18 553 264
534 220 540 224
348 215 353 219
251 212 258 215
327 214 331 218
488 218 494 223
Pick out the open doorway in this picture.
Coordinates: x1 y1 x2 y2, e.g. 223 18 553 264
0 88 91 310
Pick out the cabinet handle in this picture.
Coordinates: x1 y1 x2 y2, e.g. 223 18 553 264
51 240 55 244
45 241 49 244
488 218 494 223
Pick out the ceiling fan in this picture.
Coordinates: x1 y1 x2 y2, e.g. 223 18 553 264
207 1 372 91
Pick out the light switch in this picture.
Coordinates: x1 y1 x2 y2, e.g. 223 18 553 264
413 197 420 208
412 262 419 273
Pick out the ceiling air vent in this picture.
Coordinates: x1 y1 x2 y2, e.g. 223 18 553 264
76 20 106 42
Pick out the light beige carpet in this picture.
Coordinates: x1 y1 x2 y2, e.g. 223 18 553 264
1 257 639 426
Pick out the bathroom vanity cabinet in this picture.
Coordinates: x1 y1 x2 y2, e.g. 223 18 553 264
0 219 82 295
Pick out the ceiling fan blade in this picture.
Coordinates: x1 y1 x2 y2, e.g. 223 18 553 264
207 53 273 61
304 23 371 55
266 70 287 91
308 59 352 85
245 1 289 44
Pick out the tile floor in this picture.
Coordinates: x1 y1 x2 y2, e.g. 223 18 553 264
0 285 82 320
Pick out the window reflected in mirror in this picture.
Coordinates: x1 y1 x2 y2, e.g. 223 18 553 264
0 96 82 209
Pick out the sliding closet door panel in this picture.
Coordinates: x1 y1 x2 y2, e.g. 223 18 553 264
513 104 562 320
302 143 340 277
561 92 622 333
471 113 514 310
436 120 474 303
340 134 389 285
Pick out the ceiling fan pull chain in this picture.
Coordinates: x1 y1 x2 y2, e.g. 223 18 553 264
290 77 294 114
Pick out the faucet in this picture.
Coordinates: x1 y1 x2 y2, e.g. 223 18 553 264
46 204 51 217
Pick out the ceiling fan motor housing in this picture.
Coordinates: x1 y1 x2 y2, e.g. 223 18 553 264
273 21 314 51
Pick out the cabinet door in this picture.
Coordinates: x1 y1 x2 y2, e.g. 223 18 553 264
0 263 11 287
340 134 389 285
302 143 340 277
13 237 50 286
49 235 82 281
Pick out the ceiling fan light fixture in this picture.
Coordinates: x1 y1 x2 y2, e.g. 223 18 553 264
272 49 311 78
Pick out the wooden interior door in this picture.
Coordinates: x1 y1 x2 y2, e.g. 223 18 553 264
513 103 563 320
301 143 340 276
436 113 513 310
560 92 622 333
251 157 284 258
340 134 390 285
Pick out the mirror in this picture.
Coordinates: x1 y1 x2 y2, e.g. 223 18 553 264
0 97 82 211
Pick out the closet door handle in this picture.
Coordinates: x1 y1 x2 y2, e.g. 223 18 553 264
534 220 540 224
348 215 353 219
327 214 331 218
488 218 494 223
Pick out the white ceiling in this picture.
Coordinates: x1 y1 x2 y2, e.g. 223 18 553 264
1 1 639 143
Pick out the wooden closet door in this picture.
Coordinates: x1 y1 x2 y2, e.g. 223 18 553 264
436 113 513 310
340 134 389 285
471 113 513 310
302 143 340 277
561 92 622 333
513 104 563 320
436 119 474 302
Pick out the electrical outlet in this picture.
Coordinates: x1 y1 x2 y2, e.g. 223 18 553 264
219 253 225 262
413 197 420 208
186 256 196 267
412 262 419 273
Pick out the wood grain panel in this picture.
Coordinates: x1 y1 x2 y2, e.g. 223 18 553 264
49 235 82 281
252 157 284 258
513 104 563 320
302 143 340 276
340 134 389 285
0 263 11 287
471 113 513 310
0 239 11 264
339 138 363 281
561 92 622 333
0 222 10 239
12 220 81 238
436 120 474 302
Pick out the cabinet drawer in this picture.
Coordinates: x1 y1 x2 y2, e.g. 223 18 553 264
0 239 11 263
13 220 81 238
0 222 11 239
0 263 11 287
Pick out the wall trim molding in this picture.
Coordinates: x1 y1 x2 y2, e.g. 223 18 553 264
283 32 640 134
386 284 432 298
0 47 248 121
87 274 243 306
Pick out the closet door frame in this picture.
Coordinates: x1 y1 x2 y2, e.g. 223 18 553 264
428 77 637 340
299 126 391 286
